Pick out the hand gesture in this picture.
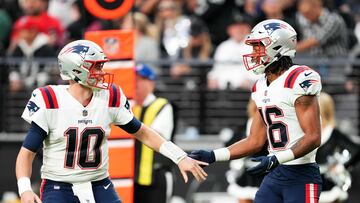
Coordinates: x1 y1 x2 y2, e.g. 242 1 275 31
188 150 215 164
20 190 42 203
247 155 279 175
177 156 208 183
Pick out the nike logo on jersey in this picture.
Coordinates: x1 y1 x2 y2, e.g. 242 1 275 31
304 72 312 77
32 93 36 97
103 183 111 190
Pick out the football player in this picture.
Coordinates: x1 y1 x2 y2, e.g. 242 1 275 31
15 40 208 203
190 19 323 203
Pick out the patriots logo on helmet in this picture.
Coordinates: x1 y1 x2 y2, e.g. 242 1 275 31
63 45 90 58
264 23 288 35
299 79 318 92
27 101 40 116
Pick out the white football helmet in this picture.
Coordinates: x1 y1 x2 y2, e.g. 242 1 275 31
58 40 113 89
243 19 297 75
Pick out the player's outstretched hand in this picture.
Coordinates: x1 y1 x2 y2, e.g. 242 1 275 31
178 156 208 183
247 155 279 175
188 150 215 164
20 190 42 203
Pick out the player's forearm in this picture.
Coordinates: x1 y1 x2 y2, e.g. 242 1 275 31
133 124 165 152
290 134 321 159
228 137 264 160
16 147 36 179
134 124 187 164
16 147 36 195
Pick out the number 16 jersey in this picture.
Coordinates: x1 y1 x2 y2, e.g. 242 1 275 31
251 65 322 165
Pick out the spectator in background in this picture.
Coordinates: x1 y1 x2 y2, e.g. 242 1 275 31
135 0 161 22
255 0 301 39
170 17 212 78
0 7 12 56
121 12 161 74
11 0 64 49
317 92 360 203
296 0 348 57
155 0 191 59
65 0 96 43
207 14 259 90
48 0 76 29
133 64 176 203
7 16 56 92
193 0 245 46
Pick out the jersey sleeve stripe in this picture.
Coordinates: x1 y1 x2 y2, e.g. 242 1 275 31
46 86 59 108
39 87 51 109
115 85 121 107
284 66 309 88
108 84 115 107
109 84 121 107
39 86 59 109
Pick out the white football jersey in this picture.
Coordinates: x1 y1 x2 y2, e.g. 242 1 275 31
251 65 322 165
22 84 134 183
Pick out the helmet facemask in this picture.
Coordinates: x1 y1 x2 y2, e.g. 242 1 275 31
243 37 272 75
82 59 114 90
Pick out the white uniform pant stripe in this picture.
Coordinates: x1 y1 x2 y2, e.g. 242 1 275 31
310 183 315 203
306 183 318 203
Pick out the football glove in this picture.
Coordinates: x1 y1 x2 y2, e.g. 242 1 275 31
189 150 216 164
247 155 279 175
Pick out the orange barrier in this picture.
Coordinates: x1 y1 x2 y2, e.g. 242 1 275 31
85 30 135 203
84 30 135 60
104 61 136 99
113 179 134 203
108 139 134 178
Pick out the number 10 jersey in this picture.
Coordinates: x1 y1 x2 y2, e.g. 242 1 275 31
21 84 134 183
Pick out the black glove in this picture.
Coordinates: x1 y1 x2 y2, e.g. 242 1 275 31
247 155 279 175
189 150 216 164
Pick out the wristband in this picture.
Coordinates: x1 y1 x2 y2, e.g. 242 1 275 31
213 148 230 161
159 141 187 164
17 177 32 196
275 149 295 164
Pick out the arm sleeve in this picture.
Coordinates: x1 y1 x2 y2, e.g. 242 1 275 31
117 117 142 134
21 88 49 133
113 88 135 125
289 69 322 105
22 122 47 152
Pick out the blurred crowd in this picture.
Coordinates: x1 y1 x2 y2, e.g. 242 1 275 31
0 1 360 202
0 0 359 92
